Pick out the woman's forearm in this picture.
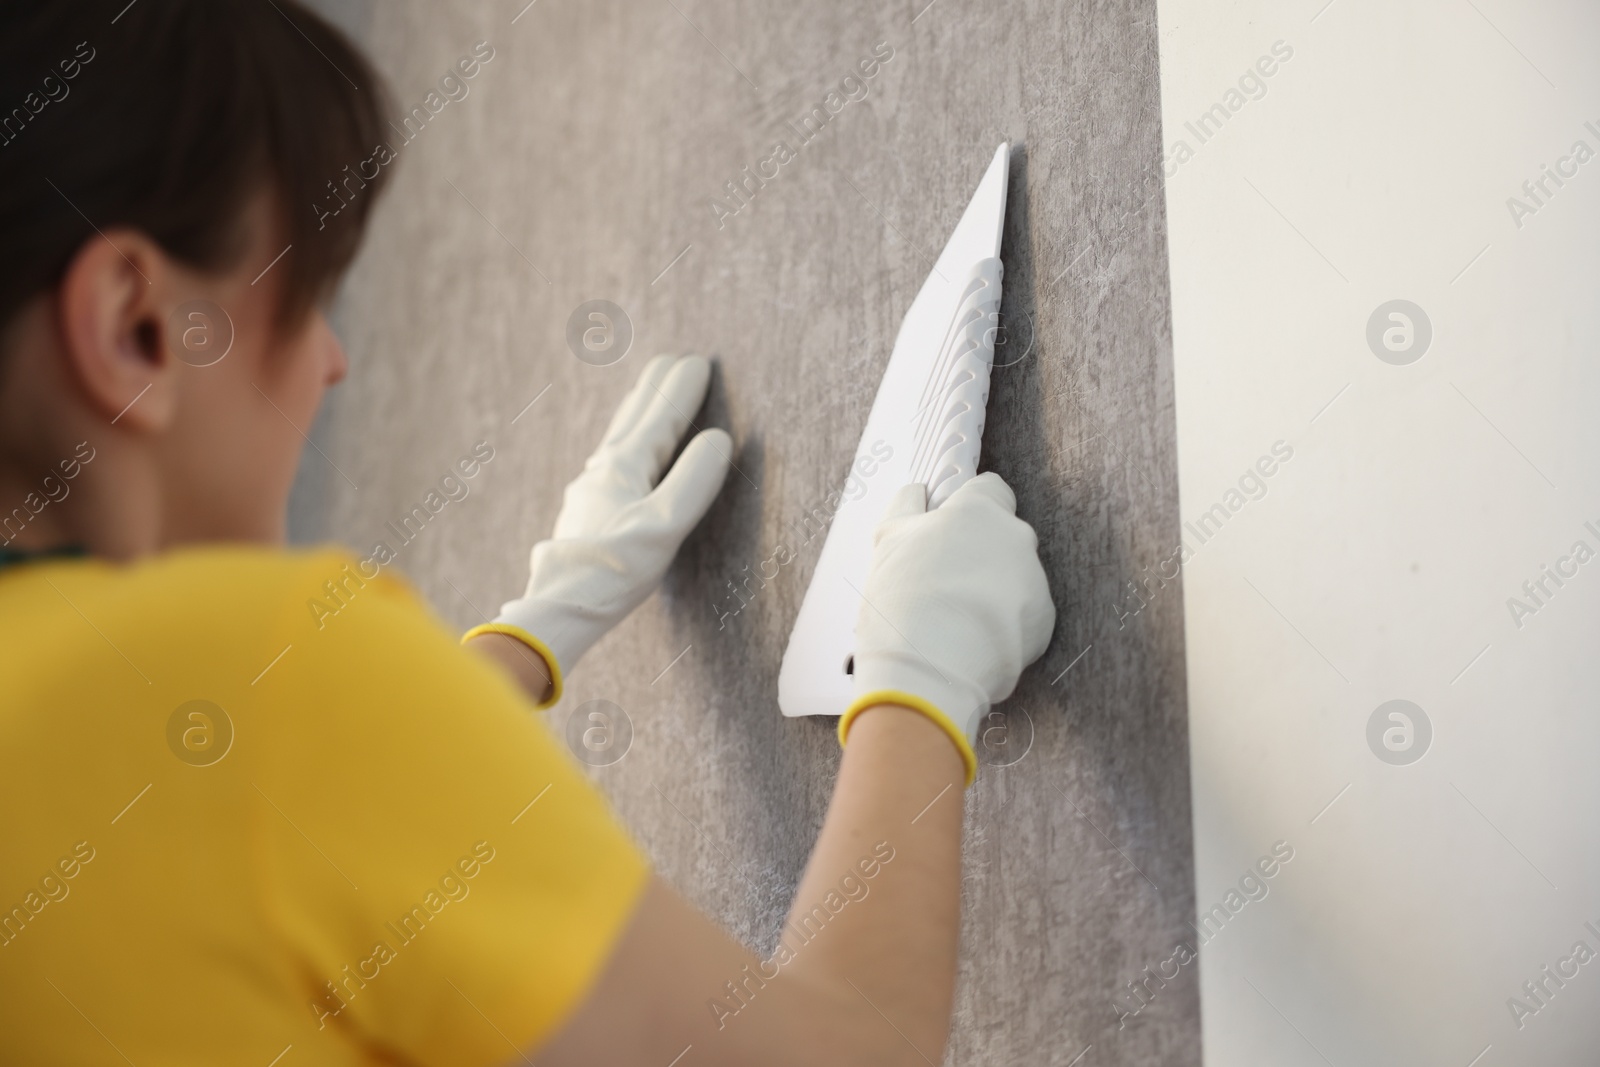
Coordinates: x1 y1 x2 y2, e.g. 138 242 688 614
532 703 969 1067
779 704 966 1063
466 631 555 705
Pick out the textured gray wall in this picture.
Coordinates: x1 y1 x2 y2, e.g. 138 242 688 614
293 1 1196 1062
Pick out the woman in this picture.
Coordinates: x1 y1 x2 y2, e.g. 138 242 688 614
0 2 1055 1063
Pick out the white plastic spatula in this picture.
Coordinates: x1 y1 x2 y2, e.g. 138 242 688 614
779 142 1011 718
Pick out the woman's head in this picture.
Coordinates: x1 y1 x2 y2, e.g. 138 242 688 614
0 0 392 554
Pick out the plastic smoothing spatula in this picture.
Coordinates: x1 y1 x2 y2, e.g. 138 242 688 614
778 142 1011 718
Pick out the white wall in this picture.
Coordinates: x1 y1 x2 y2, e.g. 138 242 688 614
1158 1 1600 1063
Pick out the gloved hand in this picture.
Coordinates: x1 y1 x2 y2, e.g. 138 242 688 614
838 473 1055 785
466 355 732 707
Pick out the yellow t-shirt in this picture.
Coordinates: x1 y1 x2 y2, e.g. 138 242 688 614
0 545 649 1066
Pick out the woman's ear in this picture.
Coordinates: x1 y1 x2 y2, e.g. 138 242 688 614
55 229 180 433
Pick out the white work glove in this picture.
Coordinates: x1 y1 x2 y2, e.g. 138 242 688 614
467 355 732 706
839 473 1055 785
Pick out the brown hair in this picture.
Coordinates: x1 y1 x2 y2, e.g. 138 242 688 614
0 0 393 331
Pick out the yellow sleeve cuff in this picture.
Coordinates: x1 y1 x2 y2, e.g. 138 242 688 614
838 689 978 788
462 622 564 710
